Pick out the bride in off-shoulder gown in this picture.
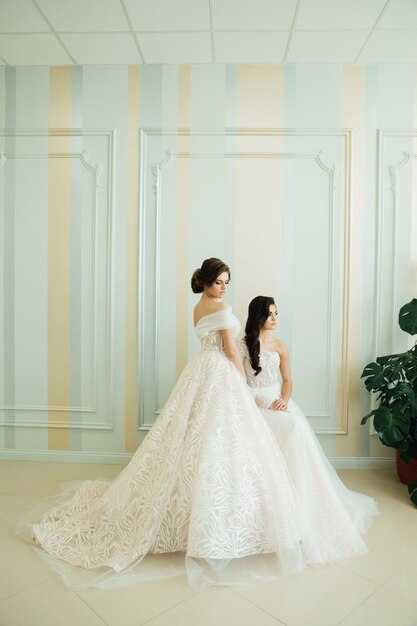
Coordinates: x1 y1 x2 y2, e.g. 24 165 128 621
19 304 308 590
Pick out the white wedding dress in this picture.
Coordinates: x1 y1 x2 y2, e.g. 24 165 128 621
239 341 379 564
19 307 311 591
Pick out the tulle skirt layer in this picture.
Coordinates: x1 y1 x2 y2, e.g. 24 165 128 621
254 383 379 564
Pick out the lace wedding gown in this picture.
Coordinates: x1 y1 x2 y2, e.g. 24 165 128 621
19 307 309 591
239 342 379 564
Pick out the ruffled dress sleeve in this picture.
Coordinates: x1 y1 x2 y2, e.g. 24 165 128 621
195 306 238 338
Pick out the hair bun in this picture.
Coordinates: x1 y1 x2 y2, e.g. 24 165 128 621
191 268 203 293
190 258 230 294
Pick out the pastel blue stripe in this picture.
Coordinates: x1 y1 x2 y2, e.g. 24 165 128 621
4 68 16 447
280 65 297 355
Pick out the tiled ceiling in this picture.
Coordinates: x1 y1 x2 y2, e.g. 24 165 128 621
0 0 416 66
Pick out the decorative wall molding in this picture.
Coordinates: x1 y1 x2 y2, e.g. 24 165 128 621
0 129 115 430
389 151 410 196
375 130 415 358
371 130 417 435
138 128 352 435
151 150 173 194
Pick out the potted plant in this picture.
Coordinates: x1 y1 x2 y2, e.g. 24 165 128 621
361 298 417 499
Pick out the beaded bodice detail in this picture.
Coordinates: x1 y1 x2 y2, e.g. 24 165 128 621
239 341 281 388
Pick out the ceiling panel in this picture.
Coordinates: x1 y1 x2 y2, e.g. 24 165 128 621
212 0 297 30
377 0 417 29
215 32 288 63
60 33 142 64
0 33 73 65
0 0 416 65
36 0 130 32
125 0 210 31
358 29 417 62
0 0 50 33
138 31 212 63
296 0 387 30
287 30 369 63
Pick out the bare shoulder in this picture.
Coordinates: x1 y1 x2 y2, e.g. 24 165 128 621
276 339 289 357
269 337 288 356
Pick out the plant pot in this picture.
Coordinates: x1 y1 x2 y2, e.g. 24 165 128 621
396 449 417 484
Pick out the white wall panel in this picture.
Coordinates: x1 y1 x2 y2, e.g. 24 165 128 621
138 128 351 434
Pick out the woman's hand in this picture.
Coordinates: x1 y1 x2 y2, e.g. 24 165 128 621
269 398 288 411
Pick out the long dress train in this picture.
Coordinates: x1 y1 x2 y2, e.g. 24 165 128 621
239 341 379 564
18 307 306 590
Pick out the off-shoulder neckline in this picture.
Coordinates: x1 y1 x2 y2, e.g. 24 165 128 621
194 305 231 327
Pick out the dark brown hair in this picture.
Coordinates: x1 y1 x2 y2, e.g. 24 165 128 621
244 296 276 376
191 258 230 294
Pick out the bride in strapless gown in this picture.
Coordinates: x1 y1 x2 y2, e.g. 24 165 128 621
239 296 379 565
18 259 306 590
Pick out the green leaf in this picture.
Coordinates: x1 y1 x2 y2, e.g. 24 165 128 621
361 410 376 425
373 406 393 431
373 406 410 447
361 362 385 391
399 299 417 336
379 427 405 446
408 480 417 507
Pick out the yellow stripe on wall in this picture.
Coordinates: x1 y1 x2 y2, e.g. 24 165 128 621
125 65 140 453
235 65 285 127
337 65 366 456
48 67 72 450
234 66 284 321
176 65 191 377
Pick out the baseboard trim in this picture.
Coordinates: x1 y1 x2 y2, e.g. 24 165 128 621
0 449 395 469
329 457 395 470
0 449 132 464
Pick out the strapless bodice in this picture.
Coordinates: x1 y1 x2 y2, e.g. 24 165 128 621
239 341 281 388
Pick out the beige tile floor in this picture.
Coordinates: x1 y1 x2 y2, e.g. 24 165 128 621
0 461 416 626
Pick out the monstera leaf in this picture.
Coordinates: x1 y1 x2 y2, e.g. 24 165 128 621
361 362 385 391
373 405 410 447
399 298 417 336
362 298 417 462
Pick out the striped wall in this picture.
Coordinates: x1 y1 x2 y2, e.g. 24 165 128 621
1 63 417 465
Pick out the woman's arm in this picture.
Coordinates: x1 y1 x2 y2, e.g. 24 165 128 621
276 342 292 408
221 328 246 378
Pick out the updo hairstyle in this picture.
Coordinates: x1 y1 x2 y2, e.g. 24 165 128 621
191 258 230 294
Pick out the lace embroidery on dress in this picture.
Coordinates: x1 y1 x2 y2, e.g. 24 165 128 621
18 305 308 591
238 341 279 409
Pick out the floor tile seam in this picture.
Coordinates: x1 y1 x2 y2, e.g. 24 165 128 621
75 592 112 626
228 586 289 625
0 578 52 604
336 586 381 625
338 562 405 586
137 589 200 625
380 581 417 605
